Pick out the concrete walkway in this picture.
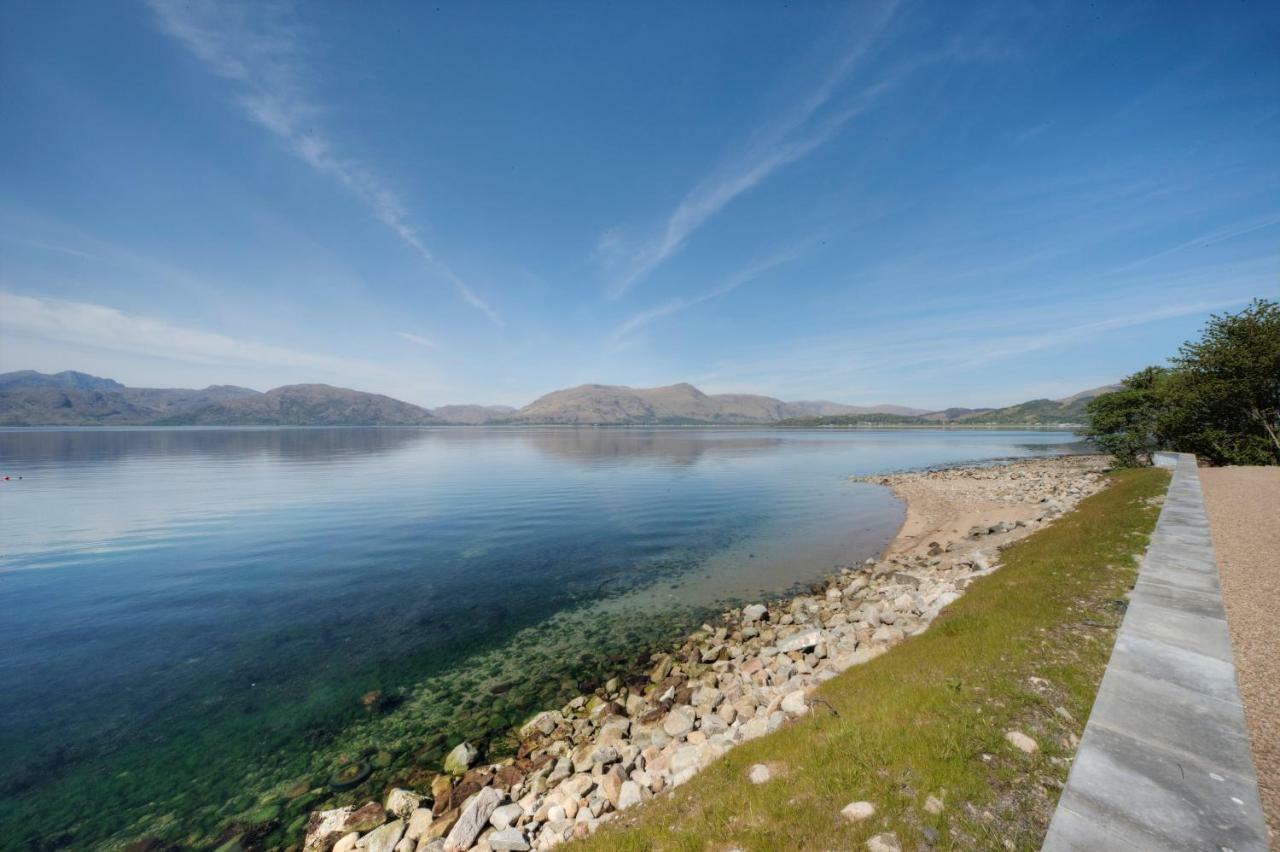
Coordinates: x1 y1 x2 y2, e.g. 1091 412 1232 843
1042 453 1269 851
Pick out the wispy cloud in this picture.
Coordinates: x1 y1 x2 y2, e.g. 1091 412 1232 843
597 2 902 297
147 0 502 325
396 331 439 349
1 290 360 370
612 241 815 340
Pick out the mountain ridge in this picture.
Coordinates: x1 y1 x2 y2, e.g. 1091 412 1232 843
0 371 1116 427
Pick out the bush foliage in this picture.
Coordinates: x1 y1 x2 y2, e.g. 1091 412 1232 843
1084 299 1280 466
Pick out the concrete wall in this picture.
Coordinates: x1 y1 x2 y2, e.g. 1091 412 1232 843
1042 453 1269 851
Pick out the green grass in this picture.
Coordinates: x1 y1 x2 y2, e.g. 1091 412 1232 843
574 467 1170 851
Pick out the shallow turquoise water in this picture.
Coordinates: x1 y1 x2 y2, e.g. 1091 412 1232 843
0 427 1076 848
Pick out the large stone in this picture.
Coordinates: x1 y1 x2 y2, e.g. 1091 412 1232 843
780 690 809 716
777 629 823 654
742 604 768 624
360 819 404 852
649 655 673 683
443 787 503 852
305 803 386 852
841 801 875 822
490 802 523 831
443 741 479 776
384 788 422 820
519 711 559 739
332 834 359 852
405 808 434 842
559 773 595 799
662 706 695 738
488 828 530 851
599 765 627 808
617 780 644 810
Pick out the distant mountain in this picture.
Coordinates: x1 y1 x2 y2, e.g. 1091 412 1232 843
0 371 432 426
918 407 993 422
167 384 436 426
778 385 1118 428
784 400 930 417
431 404 517 425
507 383 934 425
0 371 1119 427
948 385 1120 426
0 369 126 393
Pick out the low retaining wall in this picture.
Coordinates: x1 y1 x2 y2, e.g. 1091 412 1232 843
1042 453 1269 851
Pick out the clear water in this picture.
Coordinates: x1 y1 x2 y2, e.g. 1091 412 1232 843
0 427 1076 848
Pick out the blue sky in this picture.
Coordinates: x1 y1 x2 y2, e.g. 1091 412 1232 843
0 0 1276 409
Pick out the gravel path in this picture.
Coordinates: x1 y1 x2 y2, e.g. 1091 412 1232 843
1201 465 1280 844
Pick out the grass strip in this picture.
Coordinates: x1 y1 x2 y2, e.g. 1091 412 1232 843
573 467 1170 851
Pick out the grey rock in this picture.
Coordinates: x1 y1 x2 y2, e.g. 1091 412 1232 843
777 629 823 654
360 820 404 852
662 706 695 738
443 787 503 852
488 828 530 851
489 803 523 831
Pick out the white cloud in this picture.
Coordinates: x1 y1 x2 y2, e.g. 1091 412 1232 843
0 290 435 401
147 0 502 325
598 2 902 297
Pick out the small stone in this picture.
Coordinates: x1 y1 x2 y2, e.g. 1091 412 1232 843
923 795 944 815
866 832 901 852
333 834 359 852
842 801 876 822
1005 730 1039 754
443 741 479 776
488 828 530 851
748 764 771 784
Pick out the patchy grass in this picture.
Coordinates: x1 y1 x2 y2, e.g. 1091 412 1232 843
573 468 1170 851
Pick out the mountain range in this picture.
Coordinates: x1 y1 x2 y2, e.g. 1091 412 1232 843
0 371 1116 427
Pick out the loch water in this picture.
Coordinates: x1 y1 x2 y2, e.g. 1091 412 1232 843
0 427 1078 847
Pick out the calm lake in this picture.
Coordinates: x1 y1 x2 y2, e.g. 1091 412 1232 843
0 427 1078 848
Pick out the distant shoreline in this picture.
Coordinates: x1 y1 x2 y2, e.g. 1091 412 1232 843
0 422 1084 431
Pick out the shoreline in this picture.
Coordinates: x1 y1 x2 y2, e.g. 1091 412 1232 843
301 453 1111 852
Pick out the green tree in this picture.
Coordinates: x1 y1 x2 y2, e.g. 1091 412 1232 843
1165 298 1280 465
1084 299 1280 467
1083 366 1168 466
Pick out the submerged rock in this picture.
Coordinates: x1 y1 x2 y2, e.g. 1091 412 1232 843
443 741 479 776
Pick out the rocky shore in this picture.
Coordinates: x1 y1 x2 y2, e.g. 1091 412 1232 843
301 455 1109 852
